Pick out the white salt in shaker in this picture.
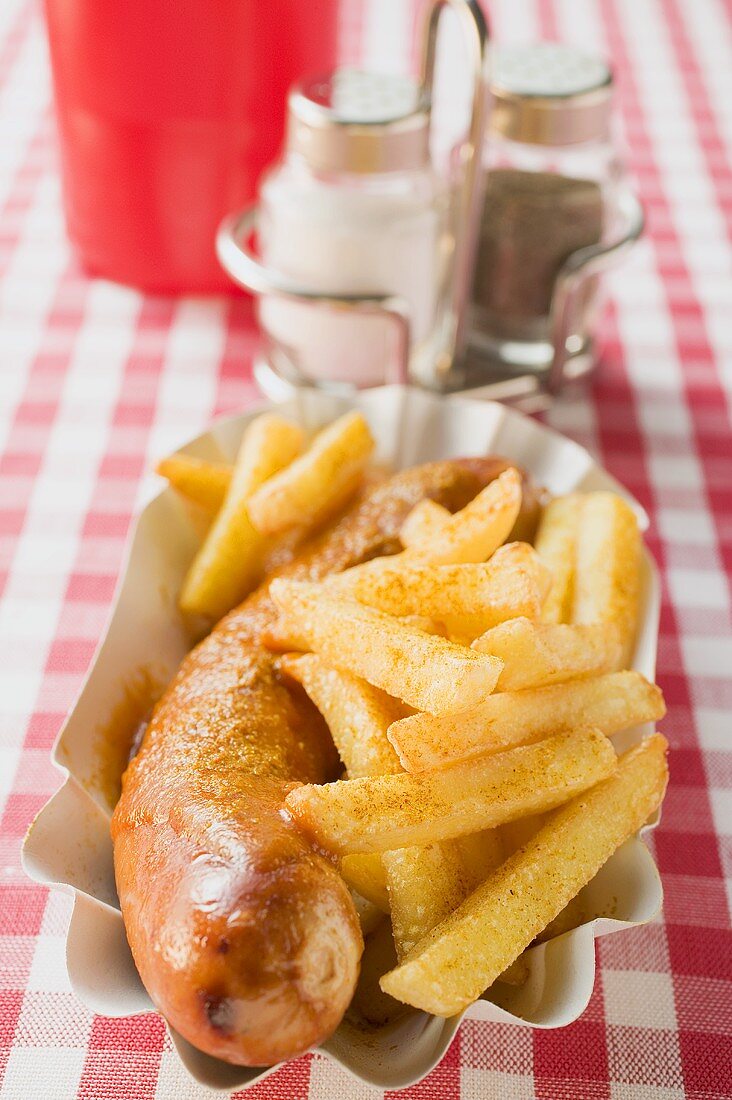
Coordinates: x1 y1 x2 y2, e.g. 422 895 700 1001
256 69 450 389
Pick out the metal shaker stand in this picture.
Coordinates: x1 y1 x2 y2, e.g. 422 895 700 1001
216 0 644 410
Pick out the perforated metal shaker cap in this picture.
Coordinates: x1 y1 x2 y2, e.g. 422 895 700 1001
286 68 430 174
490 43 614 146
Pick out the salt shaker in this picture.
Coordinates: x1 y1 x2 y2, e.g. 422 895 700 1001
256 69 450 389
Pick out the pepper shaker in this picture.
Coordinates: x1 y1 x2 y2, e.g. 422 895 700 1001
458 42 644 402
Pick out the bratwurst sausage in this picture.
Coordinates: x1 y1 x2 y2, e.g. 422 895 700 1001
112 457 535 1066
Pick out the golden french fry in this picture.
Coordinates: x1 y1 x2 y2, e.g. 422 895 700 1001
497 811 587 941
179 415 304 619
473 618 624 691
285 727 617 854
327 467 524 602
326 543 550 638
360 808 515 975
284 650 472 961
157 453 232 512
380 733 669 1016
180 497 216 541
280 653 404 778
269 579 503 716
498 813 591 944
262 617 310 653
340 853 390 913
399 615 448 636
246 411 374 536
383 843 471 961
534 494 582 623
572 492 642 668
282 646 471 957
407 467 523 564
535 894 588 944
499 812 546 856
498 957 530 986
454 829 504 890
399 498 450 549
382 788 478 963
401 468 539 550
267 613 446 652
388 669 665 772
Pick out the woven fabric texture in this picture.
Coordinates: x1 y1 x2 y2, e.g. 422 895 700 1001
0 0 730 1097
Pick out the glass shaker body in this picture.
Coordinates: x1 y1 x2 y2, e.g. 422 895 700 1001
469 130 628 368
257 153 450 389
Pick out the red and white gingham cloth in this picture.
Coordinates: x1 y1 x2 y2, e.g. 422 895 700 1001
1 0 731 1096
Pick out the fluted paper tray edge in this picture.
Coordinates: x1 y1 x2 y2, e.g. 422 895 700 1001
22 386 663 1093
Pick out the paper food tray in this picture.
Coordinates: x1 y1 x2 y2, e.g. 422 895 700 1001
22 386 663 1093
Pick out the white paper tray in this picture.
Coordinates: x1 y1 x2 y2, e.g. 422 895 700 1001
22 386 663 1093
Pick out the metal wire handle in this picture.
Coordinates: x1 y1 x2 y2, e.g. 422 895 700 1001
420 0 489 381
217 0 489 392
547 188 645 392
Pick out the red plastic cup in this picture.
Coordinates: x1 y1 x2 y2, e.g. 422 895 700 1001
42 0 340 293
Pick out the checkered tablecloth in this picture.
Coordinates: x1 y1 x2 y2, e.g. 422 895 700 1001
1 0 731 1096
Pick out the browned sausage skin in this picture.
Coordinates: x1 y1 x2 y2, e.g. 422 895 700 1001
112 457 537 1066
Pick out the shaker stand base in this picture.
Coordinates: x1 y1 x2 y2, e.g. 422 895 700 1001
253 343 598 413
253 357 364 403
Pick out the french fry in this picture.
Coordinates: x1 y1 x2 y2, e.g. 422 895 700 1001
496 811 587 943
454 829 504 889
571 492 642 668
399 615 448 636
285 727 617 854
326 467 524 602
179 415 304 619
285 649 473 959
279 653 404 778
269 580 503 715
534 494 582 623
267 613 446 653
401 467 539 550
246 411 374 536
279 631 501 966
340 853 390 913
388 670 665 772
326 543 550 638
157 453 232 512
358 827 523 987
406 467 523 564
500 812 546 856
263 617 311 653
180 498 216 542
498 957 530 986
384 843 471 960
473 618 624 691
379 733 669 1016
399 498 450 548
535 894 588 944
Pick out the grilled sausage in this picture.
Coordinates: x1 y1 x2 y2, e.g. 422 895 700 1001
112 456 536 1066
